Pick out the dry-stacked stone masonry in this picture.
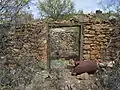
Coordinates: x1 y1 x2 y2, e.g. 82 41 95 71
8 22 48 62
49 15 113 61
83 15 112 60
8 14 113 61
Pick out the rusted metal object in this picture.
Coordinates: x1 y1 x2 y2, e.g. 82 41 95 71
71 60 98 76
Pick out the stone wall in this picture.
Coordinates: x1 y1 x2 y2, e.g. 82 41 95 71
98 25 120 90
8 15 113 61
8 22 47 62
48 15 113 61
83 16 112 60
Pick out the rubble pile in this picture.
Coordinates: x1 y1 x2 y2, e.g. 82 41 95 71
25 60 103 90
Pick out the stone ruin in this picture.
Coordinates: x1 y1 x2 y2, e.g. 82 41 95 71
0 14 117 90
3 14 113 62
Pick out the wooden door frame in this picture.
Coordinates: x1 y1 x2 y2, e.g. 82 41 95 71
47 23 84 72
